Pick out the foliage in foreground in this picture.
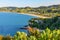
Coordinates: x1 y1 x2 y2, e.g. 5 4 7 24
0 28 60 40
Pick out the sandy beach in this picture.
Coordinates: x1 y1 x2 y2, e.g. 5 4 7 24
18 13 51 18
1 11 51 18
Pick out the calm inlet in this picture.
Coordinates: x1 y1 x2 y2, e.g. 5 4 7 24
0 12 36 36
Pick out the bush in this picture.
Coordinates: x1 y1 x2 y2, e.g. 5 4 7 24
13 28 60 40
0 28 60 40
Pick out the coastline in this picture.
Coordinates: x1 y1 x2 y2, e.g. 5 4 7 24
0 11 51 18
18 13 52 18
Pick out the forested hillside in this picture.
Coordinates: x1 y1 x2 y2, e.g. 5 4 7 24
29 16 60 30
0 4 60 17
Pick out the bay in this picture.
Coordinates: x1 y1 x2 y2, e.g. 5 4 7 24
0 12 36 36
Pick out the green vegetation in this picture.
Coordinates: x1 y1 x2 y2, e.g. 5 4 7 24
0 28 60 40
0 4 60 40
0 5 60 17
29 16 60 30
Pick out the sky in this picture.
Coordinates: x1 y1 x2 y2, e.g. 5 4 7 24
0 0 60 7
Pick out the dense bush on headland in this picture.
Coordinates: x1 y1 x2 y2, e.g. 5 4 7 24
0 28 60 40
29 16 60 30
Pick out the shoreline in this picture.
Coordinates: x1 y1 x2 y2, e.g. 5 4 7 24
18 13 52 18
0 11 51 18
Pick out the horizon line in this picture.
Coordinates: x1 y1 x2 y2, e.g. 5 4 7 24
0 4 60 8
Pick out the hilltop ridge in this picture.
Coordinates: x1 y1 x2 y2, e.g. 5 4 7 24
0 4 60 18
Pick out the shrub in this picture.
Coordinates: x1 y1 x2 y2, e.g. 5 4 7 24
0 28 60 40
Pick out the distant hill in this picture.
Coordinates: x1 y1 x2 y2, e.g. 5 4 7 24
48 5 60 8
0 4 60 17
37 4 60 8
0 4 60 9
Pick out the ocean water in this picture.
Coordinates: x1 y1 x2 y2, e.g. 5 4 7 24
0 12 36 36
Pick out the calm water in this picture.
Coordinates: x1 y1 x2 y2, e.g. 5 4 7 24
0 12 36 36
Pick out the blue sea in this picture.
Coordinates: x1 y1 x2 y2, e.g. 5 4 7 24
0 12 36 36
